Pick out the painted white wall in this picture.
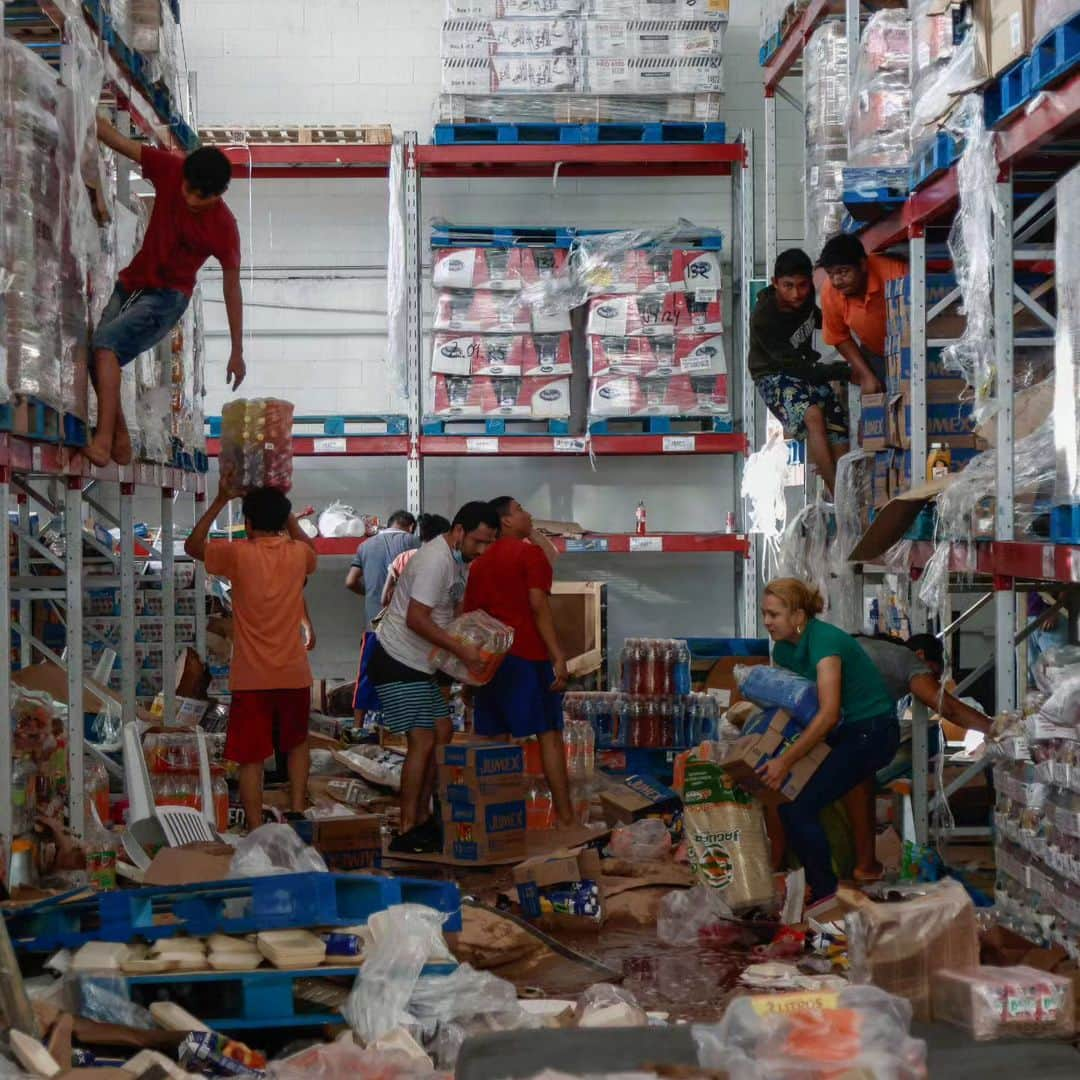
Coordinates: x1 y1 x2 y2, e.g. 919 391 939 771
181 0 800 676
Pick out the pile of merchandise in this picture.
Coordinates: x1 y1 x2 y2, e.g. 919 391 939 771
218 398 296 493
803 22 848 260
847 9 911 169
438 0 728 125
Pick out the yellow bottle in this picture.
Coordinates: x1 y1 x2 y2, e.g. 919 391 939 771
927 442 951 482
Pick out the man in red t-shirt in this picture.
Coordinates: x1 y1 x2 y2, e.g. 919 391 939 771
88 118 245 467
463 496 574 827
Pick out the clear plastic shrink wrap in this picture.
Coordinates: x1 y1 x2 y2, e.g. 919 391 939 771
1035 1 1080 40
1054 163 1080 507
437 91 723 123
847 9 911 168
219 399 296 494
804 22 849 259
445 1 729 19
909 0 981 146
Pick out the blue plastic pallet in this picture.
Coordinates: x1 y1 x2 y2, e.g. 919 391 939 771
7 872 461 951
82 961 458 1032
1030 13 1080 93
910 131 963 191
587 415 733 435
574 228 723 251
430 224 576 248
984 56 1033 128
759 27 783 66
842 166 910 221
433 121 726 146
422 417 570 436
0 398 61 443
206 414 408 438
1050 504 1080 544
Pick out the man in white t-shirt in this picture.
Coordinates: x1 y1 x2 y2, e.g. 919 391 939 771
368 501 499 852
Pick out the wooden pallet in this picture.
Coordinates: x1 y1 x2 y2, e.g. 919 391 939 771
199 124 392 146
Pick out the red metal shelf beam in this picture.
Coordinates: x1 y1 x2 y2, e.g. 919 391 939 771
313 536 367 556
553 533 748 555
762 0 844 93
906 539 1080 584
416 143 745 179
205 436 410 458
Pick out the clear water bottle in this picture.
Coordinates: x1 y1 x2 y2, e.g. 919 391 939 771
686 695 701 746
616 695 631 748
580 715 596 779
673 697 687 748
12 756 37 836
701 696 719 742
674 640 692 696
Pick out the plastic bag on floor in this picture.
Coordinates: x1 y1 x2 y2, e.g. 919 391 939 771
657 885 734 946
70 974 154 1030
270 1040 431 1080
229 823 328 877
609 818 671 862
575 983 648 1028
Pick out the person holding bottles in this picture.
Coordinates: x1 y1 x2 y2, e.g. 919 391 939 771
758 577 899 914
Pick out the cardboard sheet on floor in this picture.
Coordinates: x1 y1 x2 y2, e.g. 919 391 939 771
382 824 610 868
847 478 950 564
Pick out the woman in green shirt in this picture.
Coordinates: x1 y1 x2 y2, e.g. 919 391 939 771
759 577 899 909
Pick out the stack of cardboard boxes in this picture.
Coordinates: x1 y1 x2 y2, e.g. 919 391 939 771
861 274 982 509
437 744 527 863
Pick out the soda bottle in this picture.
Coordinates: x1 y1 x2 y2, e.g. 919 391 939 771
701 696 719 742
674 641 692 696
615 695 631 748
631 639 647 695
629 698 645 748
643 639 658 695
580 714 596 779
659 697 675 747
659 641 674 696
635 499 647 535
673 697 687 748
213 773 229 833
620 641 633 692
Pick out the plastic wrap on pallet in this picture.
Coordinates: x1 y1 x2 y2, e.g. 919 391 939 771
775 502 832 606
1054 163 1080 506
804 22 849 260
911 16 979 145
740 432 789 572
219 399 296 494
385 140 409 402
918 424 1059 612
136 340 173 464
758 0 786 46
847 9 912 167
437 91 722 123
446 1 729 17
940 94 996 422
1035 0 1080 40
828 450 871 632
430 373 572 419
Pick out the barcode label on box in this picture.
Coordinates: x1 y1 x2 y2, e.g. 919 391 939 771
662 435 696 452
630 536 663 552
314 437 347 454
554 437 586 453
466 437 500 453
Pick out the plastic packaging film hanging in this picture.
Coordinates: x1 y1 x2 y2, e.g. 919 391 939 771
437 0 728 124
1054 163 1080 506
385 140 410 404
847 8 911 169
804 22 848 261
740 433 788 579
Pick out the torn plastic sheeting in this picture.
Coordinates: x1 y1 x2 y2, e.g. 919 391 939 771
656 884 733 946
740 433 789 579
268 1042 433 1080
847 9 912 168
229 823 329 877
909 1 980 145
1033 646 1080 696
69 973 155 1031
608 817 672 862
774 502 831 607
575 982 648 1028
1054 162 1080 504
386 139 410 404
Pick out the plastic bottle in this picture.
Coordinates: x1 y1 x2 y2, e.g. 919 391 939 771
927 441 951 482
616 696 631 748
12 756 37 836
85 806 117 892
213 773 230 833
660 697 675 747
635 499 647 535
701 696 719 742
630 698 646 748
674 640 692 696
643 639 658 696
620 640 634 692
580 715 595 779
85 758 110 828
631 638 647 695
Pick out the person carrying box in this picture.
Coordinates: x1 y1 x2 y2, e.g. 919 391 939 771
90 118 245 467
185 486 317 831
749 249 851 494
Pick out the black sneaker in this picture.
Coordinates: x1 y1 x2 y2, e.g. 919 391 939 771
388 818 442 855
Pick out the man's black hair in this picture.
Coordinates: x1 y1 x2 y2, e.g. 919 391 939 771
905 633 944 669
417 513 451 543
817 233 867 270
453 500 500 534
773 248 813 280
489 495 515 519
242 487 291 533
183 146 232 197
387 510 417 530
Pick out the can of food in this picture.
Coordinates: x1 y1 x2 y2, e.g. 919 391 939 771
724 511 736 533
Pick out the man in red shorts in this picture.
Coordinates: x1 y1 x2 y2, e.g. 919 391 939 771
185 485 316 829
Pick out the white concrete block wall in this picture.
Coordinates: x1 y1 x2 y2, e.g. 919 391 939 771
181 0 801 674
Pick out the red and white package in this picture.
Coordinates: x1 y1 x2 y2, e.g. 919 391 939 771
431 247 568 292
431 332 572 377
586 292 723 337
432 374 571 418
434 290 571 334
588 333 726 378
585 248 723 296
589 373 729 418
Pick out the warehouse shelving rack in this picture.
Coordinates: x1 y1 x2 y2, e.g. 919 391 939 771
0 1 208 848
761 3 1080 844
210 132 761 638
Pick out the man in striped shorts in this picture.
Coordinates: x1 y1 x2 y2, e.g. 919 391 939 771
368 501 499 853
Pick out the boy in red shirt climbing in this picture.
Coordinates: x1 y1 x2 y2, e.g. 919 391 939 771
90 118 246 467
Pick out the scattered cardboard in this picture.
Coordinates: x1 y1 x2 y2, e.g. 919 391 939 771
452 904 549 971
513 848 603 925
295 814 382 872
142 844 235 887
383 823 609 868
847 477 951 564
13 660 117 716
720 712 830 803
599 774 682 826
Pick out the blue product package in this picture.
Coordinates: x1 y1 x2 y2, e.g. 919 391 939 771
737 666 819 724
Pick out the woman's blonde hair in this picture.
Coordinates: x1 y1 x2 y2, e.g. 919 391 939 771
764 577 825 618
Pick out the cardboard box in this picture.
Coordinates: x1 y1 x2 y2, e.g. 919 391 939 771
886 348 970 403
889 446 982 494
431 246 568 292
143 843 235 886
844 879 980 1022
587 332 726 378
443 798 527 862
433 288 571 334
848 478 950 563
583 248 723 297
291 814 382 871
860 392 888 451
719 711 830 803
588 372 729 418
586 293 723 338
599 773 682 826
974 0 1036 79
704 654 770 709
513 847 603 922
872 451 893 510
885 392 979 450
430 373 571 418
885 274 968 345
438 742 524 778
550 581 605 679
431 332 573 377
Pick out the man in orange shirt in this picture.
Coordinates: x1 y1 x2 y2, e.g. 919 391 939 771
186 485 317 830
818 234 907 393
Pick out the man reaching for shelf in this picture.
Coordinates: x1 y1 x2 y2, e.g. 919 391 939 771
90 117 245 467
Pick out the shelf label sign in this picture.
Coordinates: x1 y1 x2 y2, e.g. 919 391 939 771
1043 545 1056 581
553 438 586 453
630 536 663 552
565 538 608 553
313 437 347 454
1071 549 1080 584
465 437 500 454
662 435 696 453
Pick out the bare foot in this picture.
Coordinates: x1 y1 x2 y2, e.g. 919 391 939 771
84 436 112 468
111 427 133 466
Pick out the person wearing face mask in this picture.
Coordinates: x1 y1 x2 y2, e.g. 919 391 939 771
758 577 898 914
369 501 500 853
